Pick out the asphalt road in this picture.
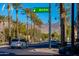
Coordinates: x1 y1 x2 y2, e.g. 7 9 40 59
0 46 59 56
0 41 60 56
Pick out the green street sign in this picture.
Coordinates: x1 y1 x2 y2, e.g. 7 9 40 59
32 7 49 13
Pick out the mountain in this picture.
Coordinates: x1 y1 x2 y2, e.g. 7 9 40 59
27 22 60 34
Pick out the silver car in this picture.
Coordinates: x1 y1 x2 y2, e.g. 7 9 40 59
10 38 27 48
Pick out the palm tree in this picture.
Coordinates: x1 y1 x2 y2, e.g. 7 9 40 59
12 3 22 38
31 12 43 42
33 17 43 42
0 15 6 42
21 8 35 42
0 15 4 30
76 4 79 43
12 21 17 37
25 8 43 42
71 3 75 47
60 3 67 46
7 3 12 44
21 8 30 41
1 4 11 44
34 17 43 27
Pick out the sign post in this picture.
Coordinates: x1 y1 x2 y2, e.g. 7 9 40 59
48 3 51 48
32 6 51 48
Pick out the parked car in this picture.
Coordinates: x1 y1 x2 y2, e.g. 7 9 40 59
59 43 79 56
10 38 28 49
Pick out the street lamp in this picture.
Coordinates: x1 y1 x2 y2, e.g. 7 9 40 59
48 3 51 48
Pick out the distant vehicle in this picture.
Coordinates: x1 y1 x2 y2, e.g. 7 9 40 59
51 40 61 48
10 38 28 49
39 40 61 48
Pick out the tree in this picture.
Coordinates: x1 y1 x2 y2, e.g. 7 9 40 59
60 3 67 46
71 4 75 47
24 8 43 42
7 3 12 44
56 3 71 43
65 4 72 43
51 32 60 41
76 4 79 43
0 15 8 42
66 25 71 42
21 8 31 41
0 15 5 29
12 3 22 38
19 23 26 35
41 33 48 41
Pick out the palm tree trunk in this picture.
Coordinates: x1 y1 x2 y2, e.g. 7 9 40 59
39 26 42 42
31 14 33 43
8 4 11 44
60 3 67 46
77 4 79 43
3 20 6 42
33 23 35 42
16 9 18 38
26 15 29 42
13 23 15 37
71 3 75 47
19 23 20 35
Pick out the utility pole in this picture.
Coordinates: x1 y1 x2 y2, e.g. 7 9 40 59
48 3 51 48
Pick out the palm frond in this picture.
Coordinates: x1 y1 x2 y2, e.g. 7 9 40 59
12 3 22 9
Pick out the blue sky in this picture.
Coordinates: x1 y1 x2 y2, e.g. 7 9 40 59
0 3 77 24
